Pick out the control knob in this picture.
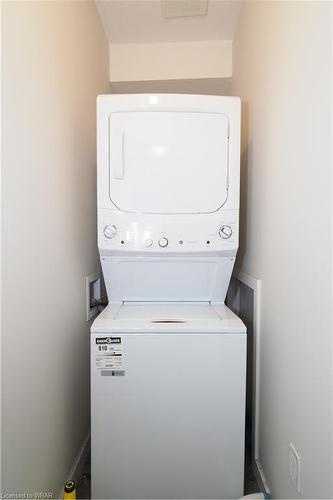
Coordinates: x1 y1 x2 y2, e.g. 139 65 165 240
103 224 117 239
158 237 169 248
219 225 232 239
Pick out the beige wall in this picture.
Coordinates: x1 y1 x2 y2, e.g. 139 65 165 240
109 40 232 82
2 1 110 495
110 78 231 95
231 1 332 498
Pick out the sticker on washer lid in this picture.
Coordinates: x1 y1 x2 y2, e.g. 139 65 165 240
94 336 124 371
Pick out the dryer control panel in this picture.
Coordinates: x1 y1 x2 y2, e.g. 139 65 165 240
98 209 239 254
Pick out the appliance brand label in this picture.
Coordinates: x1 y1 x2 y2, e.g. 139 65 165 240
95 337 121 344
94 337 124 372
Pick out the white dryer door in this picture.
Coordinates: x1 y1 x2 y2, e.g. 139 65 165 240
109 111 229 214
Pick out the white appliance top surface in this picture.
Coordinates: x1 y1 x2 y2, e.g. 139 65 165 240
115 302 221 321
91 302 246 334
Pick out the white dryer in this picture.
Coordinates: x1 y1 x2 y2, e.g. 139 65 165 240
91 94 246 499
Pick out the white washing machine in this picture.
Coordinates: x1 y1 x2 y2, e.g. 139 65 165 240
91 94 246 499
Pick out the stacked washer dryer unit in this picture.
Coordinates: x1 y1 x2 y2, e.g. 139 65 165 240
91 94 246 500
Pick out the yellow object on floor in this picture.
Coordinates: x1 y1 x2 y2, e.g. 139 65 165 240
63 480 76 500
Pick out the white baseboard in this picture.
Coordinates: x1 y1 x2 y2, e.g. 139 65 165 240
253 458 271 496
56 432 90 499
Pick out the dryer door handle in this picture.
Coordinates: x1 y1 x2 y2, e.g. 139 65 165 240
112 131 124 180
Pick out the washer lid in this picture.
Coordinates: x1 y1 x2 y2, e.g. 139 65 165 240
115 302 222 322
91 302 246 334
109 111 229 214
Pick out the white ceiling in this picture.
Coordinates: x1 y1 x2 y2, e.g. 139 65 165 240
96 0 242 44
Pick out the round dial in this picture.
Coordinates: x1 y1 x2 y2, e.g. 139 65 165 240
158 237 169 248
103 224 117 239
219 225 232 239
